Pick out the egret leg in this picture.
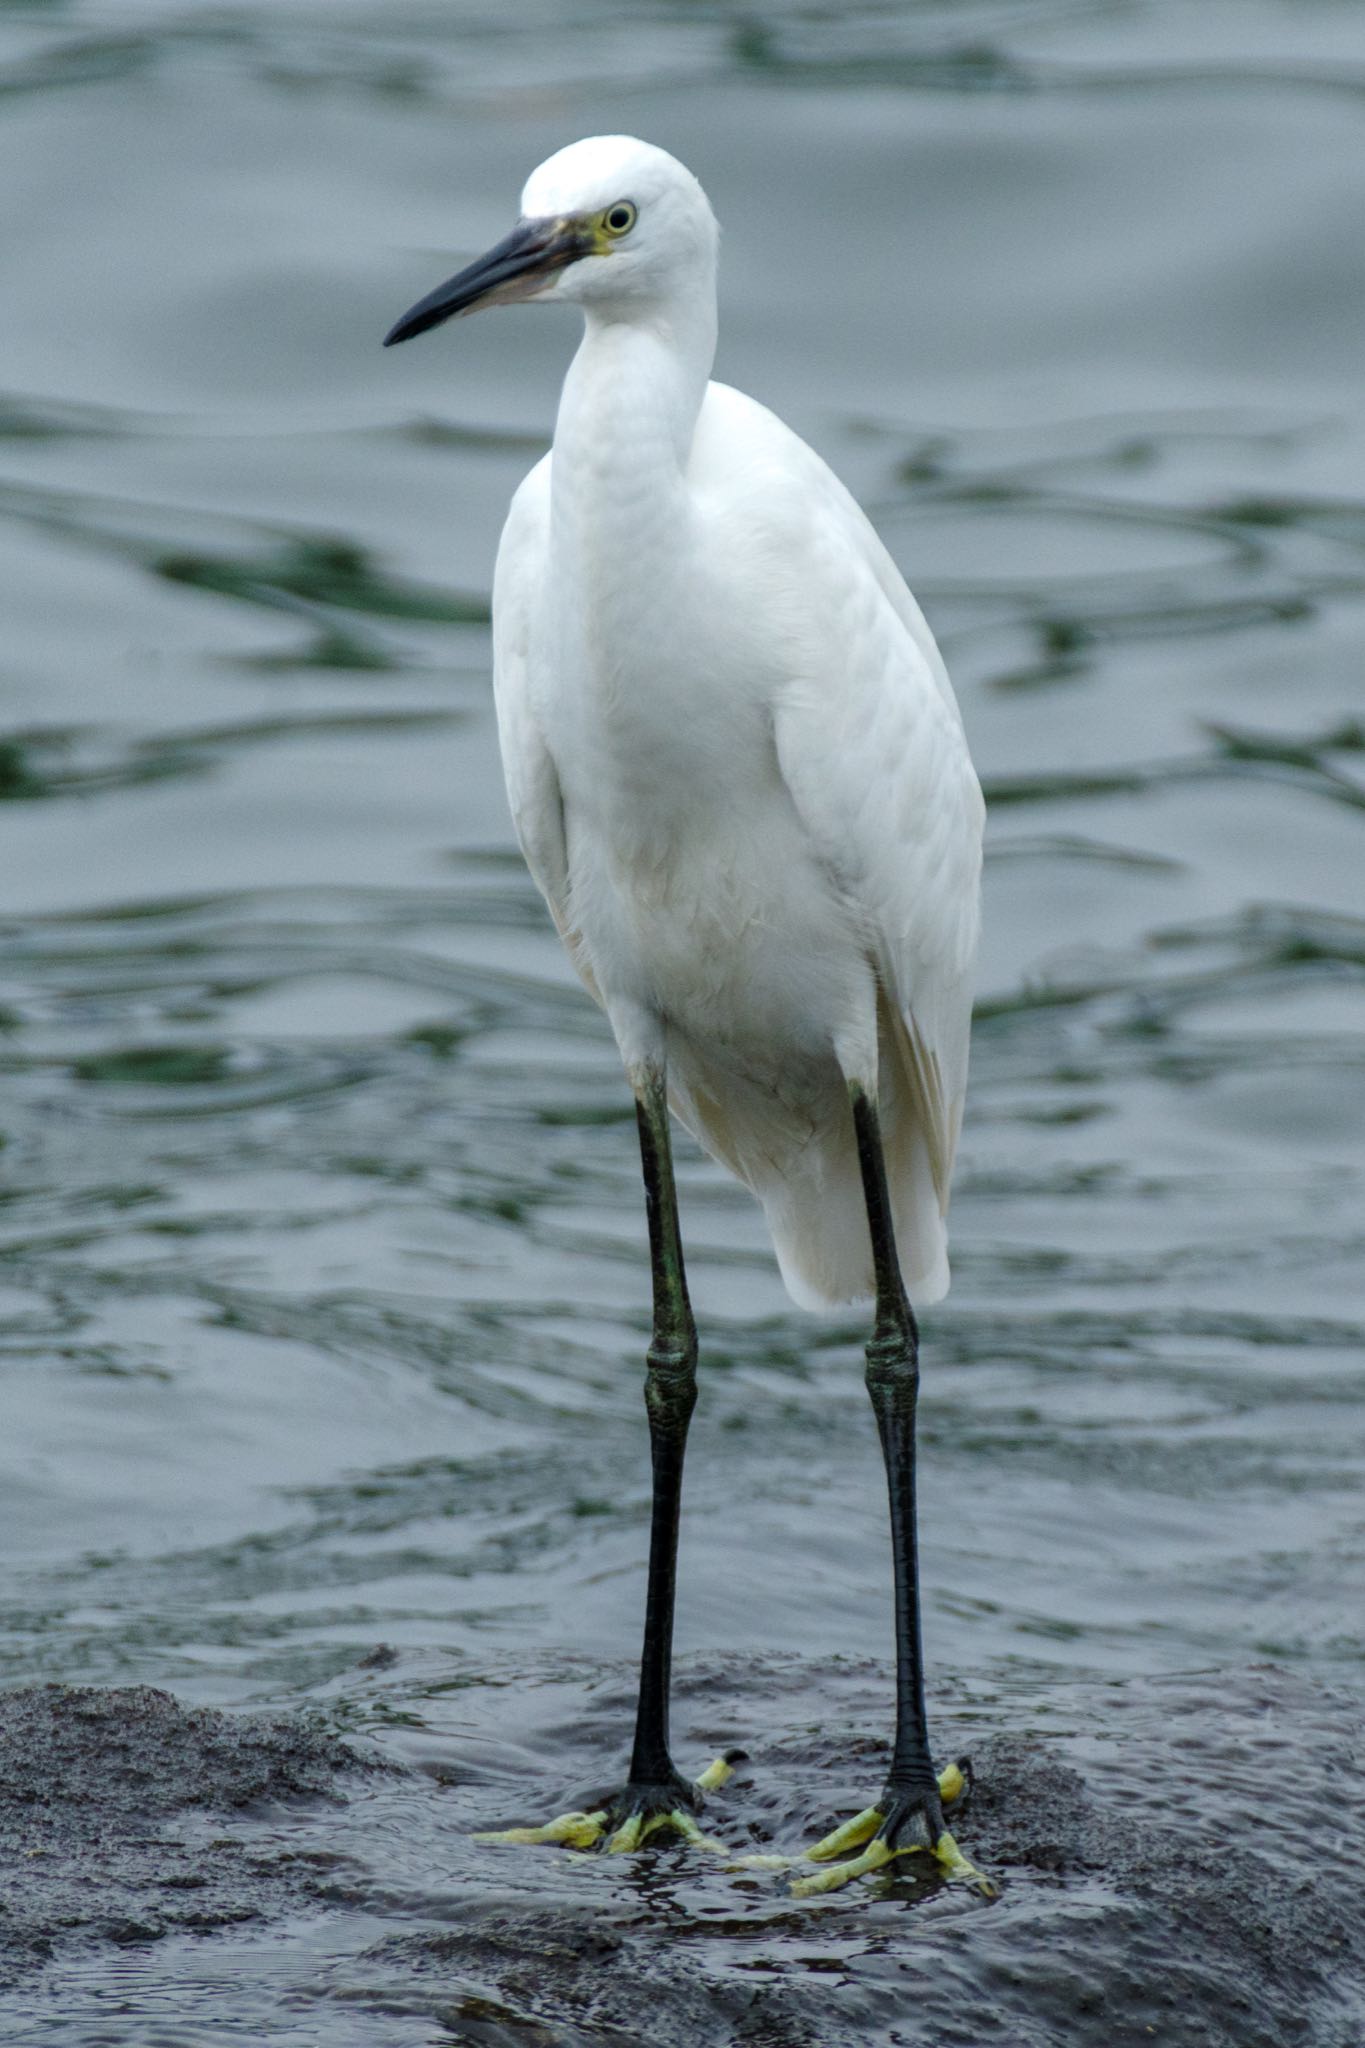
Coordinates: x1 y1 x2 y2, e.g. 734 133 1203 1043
790 1085 993 1900
476 1064 736 1860
614 1063 703 1836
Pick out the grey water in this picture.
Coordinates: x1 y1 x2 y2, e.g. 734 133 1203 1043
2 0 1364 2041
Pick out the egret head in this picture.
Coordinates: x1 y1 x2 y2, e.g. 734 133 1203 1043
383 136 717 346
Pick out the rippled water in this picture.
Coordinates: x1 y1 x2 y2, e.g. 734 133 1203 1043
3 0 1364 2038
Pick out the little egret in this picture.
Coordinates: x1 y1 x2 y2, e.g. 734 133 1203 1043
384 136 986 1895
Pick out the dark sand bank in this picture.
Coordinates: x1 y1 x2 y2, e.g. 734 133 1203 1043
2 1666 1361 2045
0 1684 392 1985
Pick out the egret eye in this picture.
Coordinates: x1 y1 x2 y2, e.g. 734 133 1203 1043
604 200 637 237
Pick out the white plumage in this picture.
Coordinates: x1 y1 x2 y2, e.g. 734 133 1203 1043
488 136 983 1308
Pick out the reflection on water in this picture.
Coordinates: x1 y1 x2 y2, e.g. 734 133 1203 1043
2 0 1364 2036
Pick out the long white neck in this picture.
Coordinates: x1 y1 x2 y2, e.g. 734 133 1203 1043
550 290 717 564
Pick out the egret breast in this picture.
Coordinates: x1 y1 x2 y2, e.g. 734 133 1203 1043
558 683 867 1070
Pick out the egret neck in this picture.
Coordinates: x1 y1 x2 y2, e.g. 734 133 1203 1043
549 295 717 670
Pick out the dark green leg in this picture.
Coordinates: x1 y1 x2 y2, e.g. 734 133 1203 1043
850 1084 941 1824
789 1083 994 1893
626 1065 699 1798
474 1064 737 1857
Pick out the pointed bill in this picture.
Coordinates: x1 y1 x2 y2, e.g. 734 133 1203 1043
383 217 589 346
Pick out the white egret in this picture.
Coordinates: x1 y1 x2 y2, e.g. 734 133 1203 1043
384 136 986 1895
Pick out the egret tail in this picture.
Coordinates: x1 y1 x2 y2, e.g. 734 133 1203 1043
666 1027 951 1310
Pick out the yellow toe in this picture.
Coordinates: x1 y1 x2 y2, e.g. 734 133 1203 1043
670 1809 733 1856
933 1829 997 1896
804 1805 884 1863
607 1807 701 1853
792 1838 899 1897
607 1811 645 1854
474 1808 608 1850
937 1760 967 1807
792 1828 995 1899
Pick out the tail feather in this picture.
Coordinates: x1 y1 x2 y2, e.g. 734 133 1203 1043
667 1022 952 1310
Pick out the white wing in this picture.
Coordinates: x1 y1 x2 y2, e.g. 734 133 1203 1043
694 385 985 1208
491 454 603 1005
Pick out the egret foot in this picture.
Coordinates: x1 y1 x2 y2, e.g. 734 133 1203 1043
790 1758 995 1897
473 1751 740 1858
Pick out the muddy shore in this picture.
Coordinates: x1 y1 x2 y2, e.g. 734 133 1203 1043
3 1665 1360 2045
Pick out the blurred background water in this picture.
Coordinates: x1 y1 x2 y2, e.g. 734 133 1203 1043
2 0 1364 2039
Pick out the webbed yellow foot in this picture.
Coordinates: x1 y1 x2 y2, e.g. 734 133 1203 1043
473 1808 610 1850
474 1751 741 1860
792 1822 994 1897
606 1804 730 1856
789 1760 995 1898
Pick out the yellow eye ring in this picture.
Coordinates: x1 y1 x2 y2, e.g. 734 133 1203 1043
603 200 637 237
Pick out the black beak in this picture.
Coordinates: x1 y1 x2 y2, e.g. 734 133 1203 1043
383 216 588 346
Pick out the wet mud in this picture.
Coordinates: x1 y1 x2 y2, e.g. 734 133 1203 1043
0 1683 389 1988
3 1665 1361 2046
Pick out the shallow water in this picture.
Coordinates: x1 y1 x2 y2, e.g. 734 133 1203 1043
1 0 1364 2038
